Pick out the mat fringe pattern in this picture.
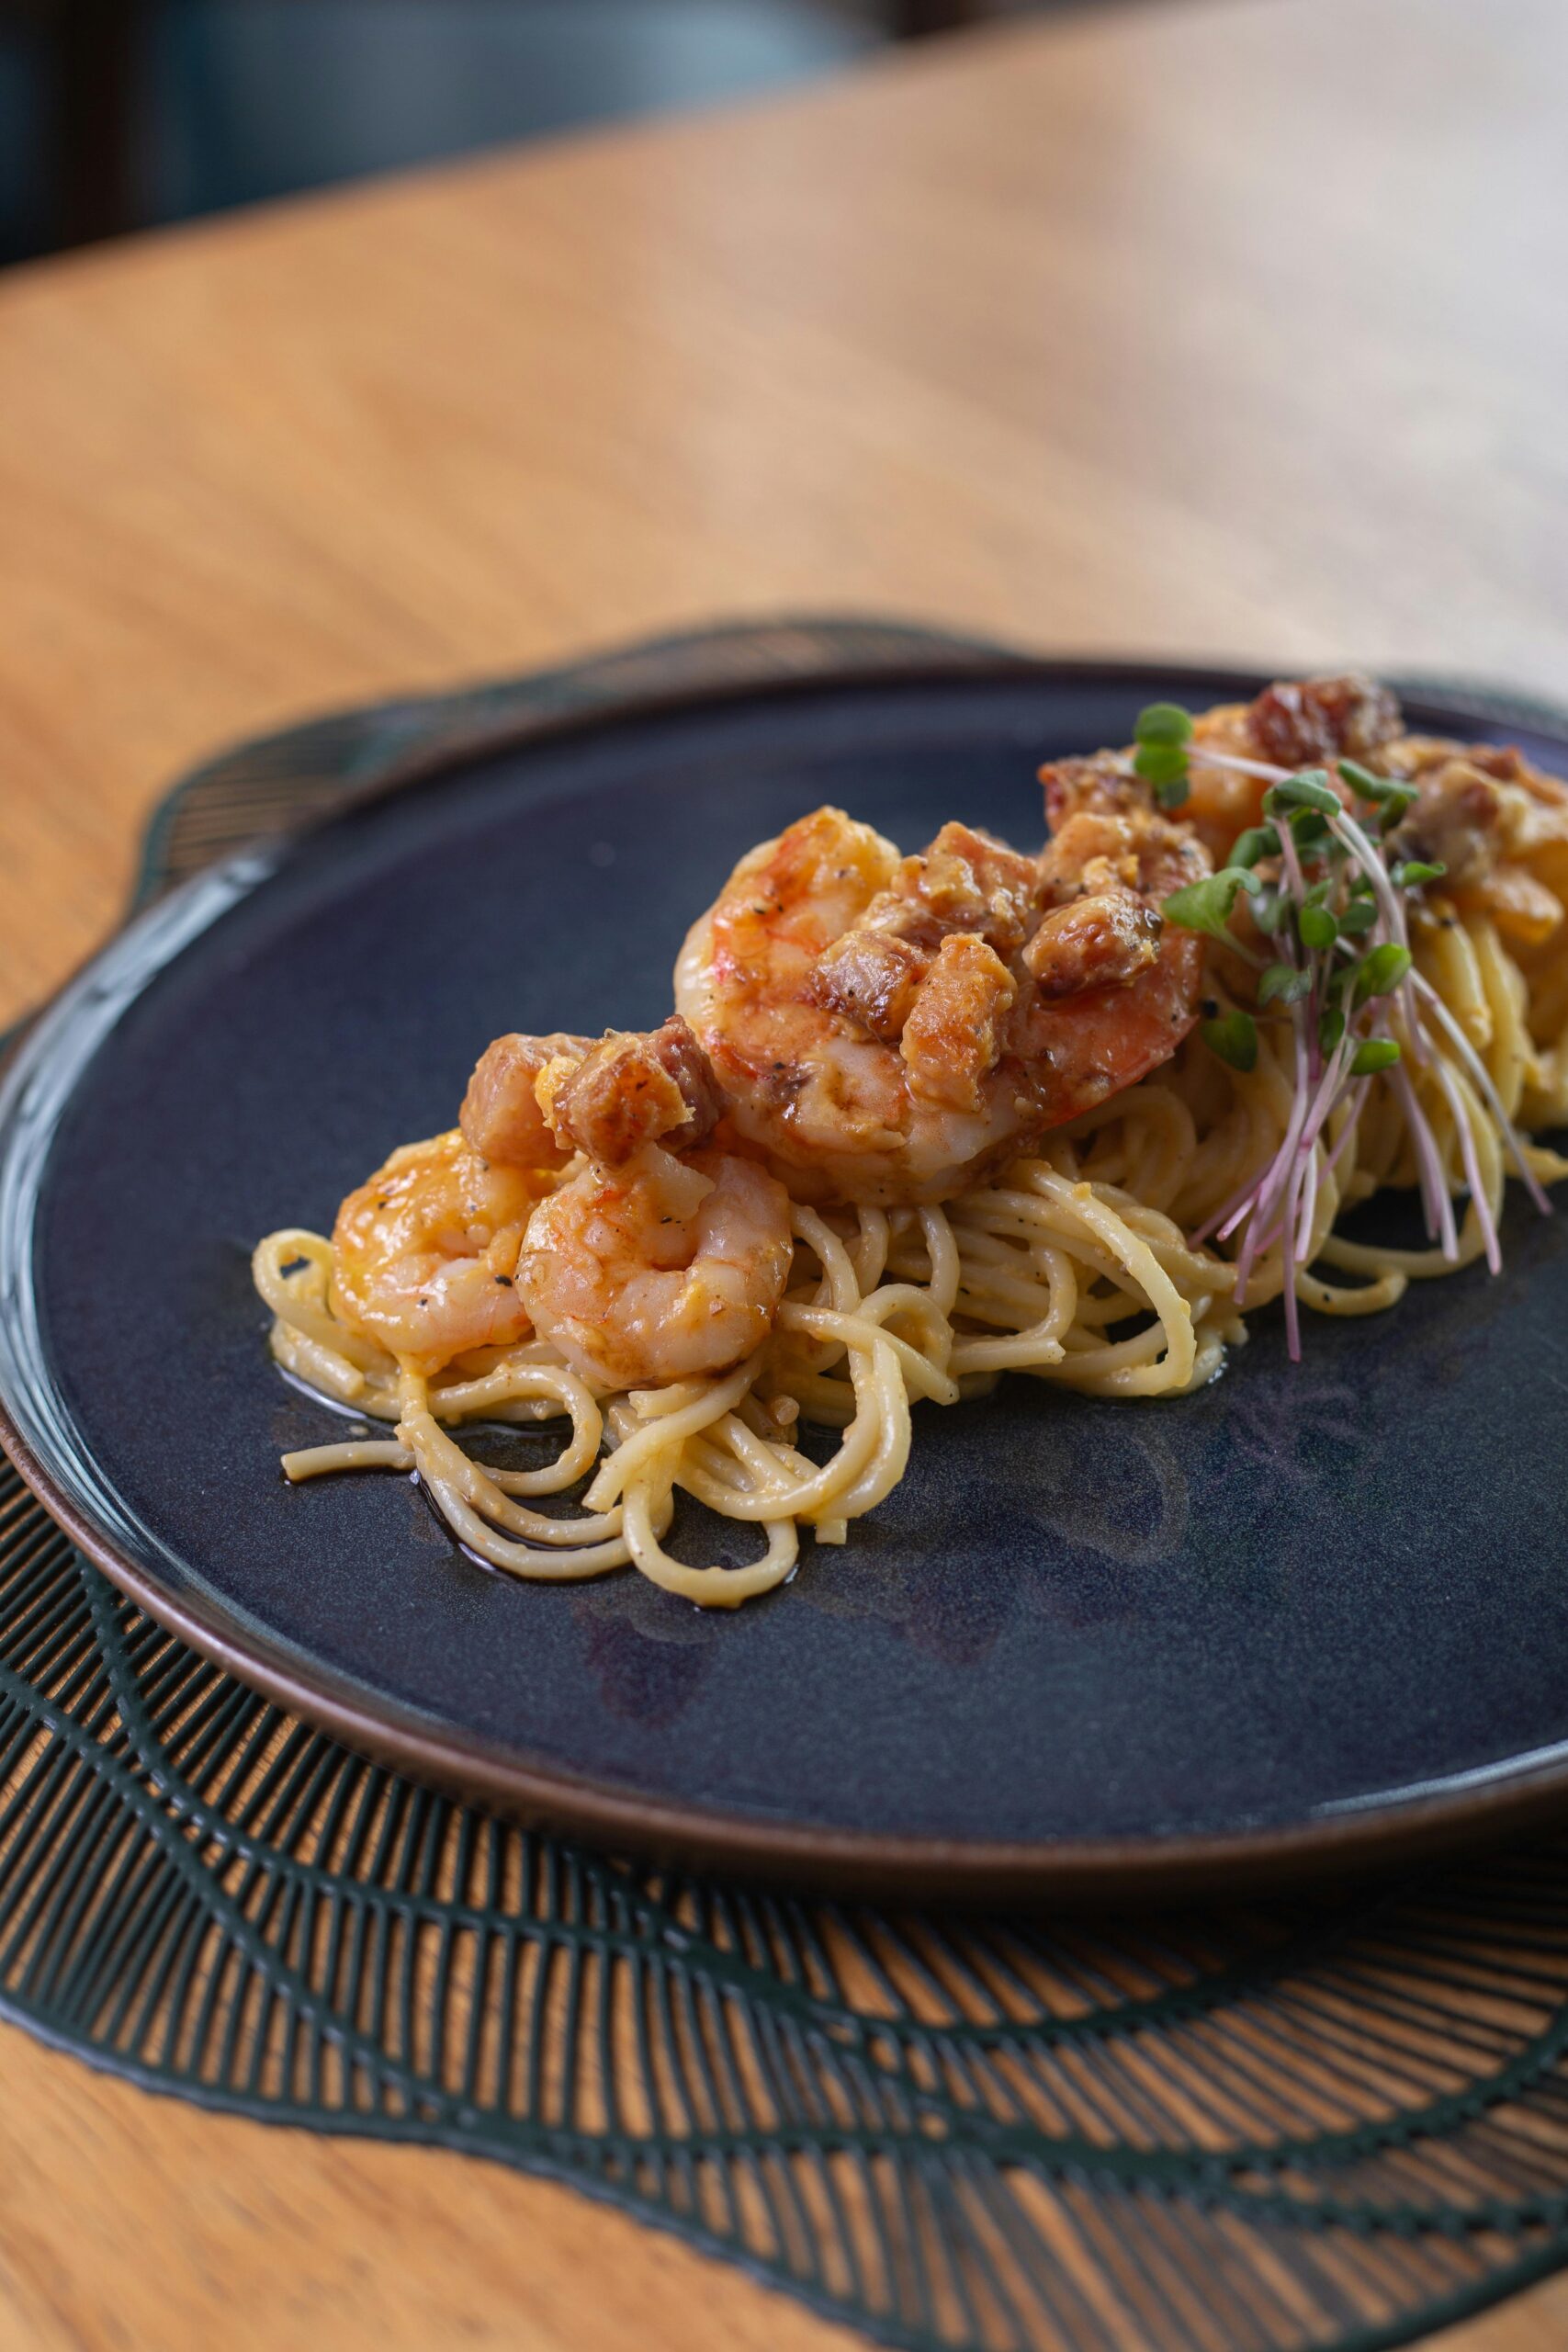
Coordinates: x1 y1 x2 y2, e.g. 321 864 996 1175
5 622 1568 2352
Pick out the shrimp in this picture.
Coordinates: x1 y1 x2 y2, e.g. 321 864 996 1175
1052 671 1568 957
540 1015 721 1164
516 1145 793 1389
461 1016 719 1169
1380 738 1568 951
1041 676 1405 872
332 1129 551 1375
460 1031 591 1169
1184 673 1403 866
674 803 1208 1204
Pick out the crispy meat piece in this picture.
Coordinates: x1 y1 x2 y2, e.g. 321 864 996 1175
806 821 1040 1045
646 1014 724 1145
546 1016 721 1167
1384 757 1505 886
1247 673 1402 770
1024 894 1163 998
807 927 928 1041
1036 808 1196 911
1375 739 1565 945
1036 810 1145 906
459 1032 591 1169
908 822 1041 955
1039 752 1143 833
898 934 1017 1114
858 822 1042 956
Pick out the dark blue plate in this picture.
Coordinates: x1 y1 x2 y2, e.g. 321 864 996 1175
4 636 1567 1899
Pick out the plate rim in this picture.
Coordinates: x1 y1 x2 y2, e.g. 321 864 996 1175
7 626 1568 1902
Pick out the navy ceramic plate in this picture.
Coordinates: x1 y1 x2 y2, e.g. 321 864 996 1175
5 645 1568 1900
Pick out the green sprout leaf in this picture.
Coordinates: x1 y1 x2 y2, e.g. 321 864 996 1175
1201 1010 1258 1072
1337 758 1394 800
1134 702 1194 748
1263 769 1340 816
1390 858 1446 888
1258 962 1312 1008
1133 741 1190 809
1133 736 1191 808
1319 1004 1346 1055
1133 741 1188 783
1337 760 1420 830
1298 903 1339 950
1338 897 1378 934
1252 886 1289 934
1161 867 1261 948
1227 825 1280 870
1290 808 1331 847
1350 1036 1402 1076
1338 760 1418 825
1353 942 1413 1003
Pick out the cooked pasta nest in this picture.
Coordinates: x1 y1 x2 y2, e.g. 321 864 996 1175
256 903 1568 1608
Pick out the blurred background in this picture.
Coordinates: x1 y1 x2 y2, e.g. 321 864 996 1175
0 0 1057 266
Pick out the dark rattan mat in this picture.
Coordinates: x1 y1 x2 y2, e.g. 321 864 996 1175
6 620 1568 2352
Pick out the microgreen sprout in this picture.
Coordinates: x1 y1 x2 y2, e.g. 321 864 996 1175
1161 868 1263 957
1337 759 1416 821
1134 703 1193 747
1133 702 1194 809
1228 825 1279 869
1201 1010 1258 1071
1353 942 1412 1003
1263 770 1340 817
1151 727 1550 1360
1258 963 1311 1009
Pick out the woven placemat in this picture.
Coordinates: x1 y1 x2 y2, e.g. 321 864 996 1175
6 620 1568 2352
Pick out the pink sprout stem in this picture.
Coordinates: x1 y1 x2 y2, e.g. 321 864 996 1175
1275 819 1310 903
1239 1034 1356 1266
1390 1057 1459 1260
1233 994 1313 1309
1410 968 1552 1216
1179 732 1546 1356
1320 1080 1371 1183
1192 1165 1268 1248
1293 1027 1357 1261
1294 1134 1320 1273
1187 745 1291 785
1432 1054 1502 1276
1328 805 1427 1063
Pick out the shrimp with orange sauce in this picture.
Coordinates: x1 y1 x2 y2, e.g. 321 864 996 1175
1130 671 1568 956
673 798 1208 1205
331 1130 554 1376
1048 671 1568 1123
455 1015 794 1390
518 1145 792 1389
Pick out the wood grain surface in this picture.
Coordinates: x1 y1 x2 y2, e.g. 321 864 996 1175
1 0 1566 2343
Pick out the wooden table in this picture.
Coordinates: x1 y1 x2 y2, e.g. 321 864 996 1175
1 0 1565 2342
